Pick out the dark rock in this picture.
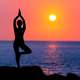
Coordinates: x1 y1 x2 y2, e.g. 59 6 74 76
0 66 80 80
48 74 66 80
66 73 80 80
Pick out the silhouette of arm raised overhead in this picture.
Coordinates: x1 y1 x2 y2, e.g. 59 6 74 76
13 15 19 31
13 9 22 31
20 15 26 30
19 9 26 31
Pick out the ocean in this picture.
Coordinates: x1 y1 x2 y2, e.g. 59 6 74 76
0 41 80 75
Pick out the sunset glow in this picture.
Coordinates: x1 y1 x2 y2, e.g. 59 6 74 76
0 0 80 41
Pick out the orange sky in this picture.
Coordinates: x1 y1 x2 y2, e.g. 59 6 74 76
0 0 80 41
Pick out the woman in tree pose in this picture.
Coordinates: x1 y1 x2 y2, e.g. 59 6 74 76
13 9 32 67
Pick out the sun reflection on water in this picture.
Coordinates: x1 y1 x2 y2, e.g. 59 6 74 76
41 44 63 75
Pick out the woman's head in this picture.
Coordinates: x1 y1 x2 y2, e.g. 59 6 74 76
17 20 22 27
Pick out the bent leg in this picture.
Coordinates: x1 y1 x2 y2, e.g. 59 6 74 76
13 42 20 68
20 43 32 54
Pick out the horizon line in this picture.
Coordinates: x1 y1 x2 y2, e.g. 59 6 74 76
0 40 80 42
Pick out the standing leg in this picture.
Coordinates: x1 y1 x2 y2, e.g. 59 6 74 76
13 42 20 68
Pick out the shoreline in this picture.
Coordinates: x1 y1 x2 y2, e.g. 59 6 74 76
0 66 79 80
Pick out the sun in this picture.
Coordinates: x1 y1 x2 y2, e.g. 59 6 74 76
49 14 56 22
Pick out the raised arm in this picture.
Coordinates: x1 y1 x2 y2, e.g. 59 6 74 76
19 9 26 30
13 15 19 31
20 15 26 30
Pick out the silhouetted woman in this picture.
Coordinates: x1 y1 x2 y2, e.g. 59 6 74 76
13 10 32 67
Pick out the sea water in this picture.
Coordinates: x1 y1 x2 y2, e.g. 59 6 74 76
0 41 80 75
